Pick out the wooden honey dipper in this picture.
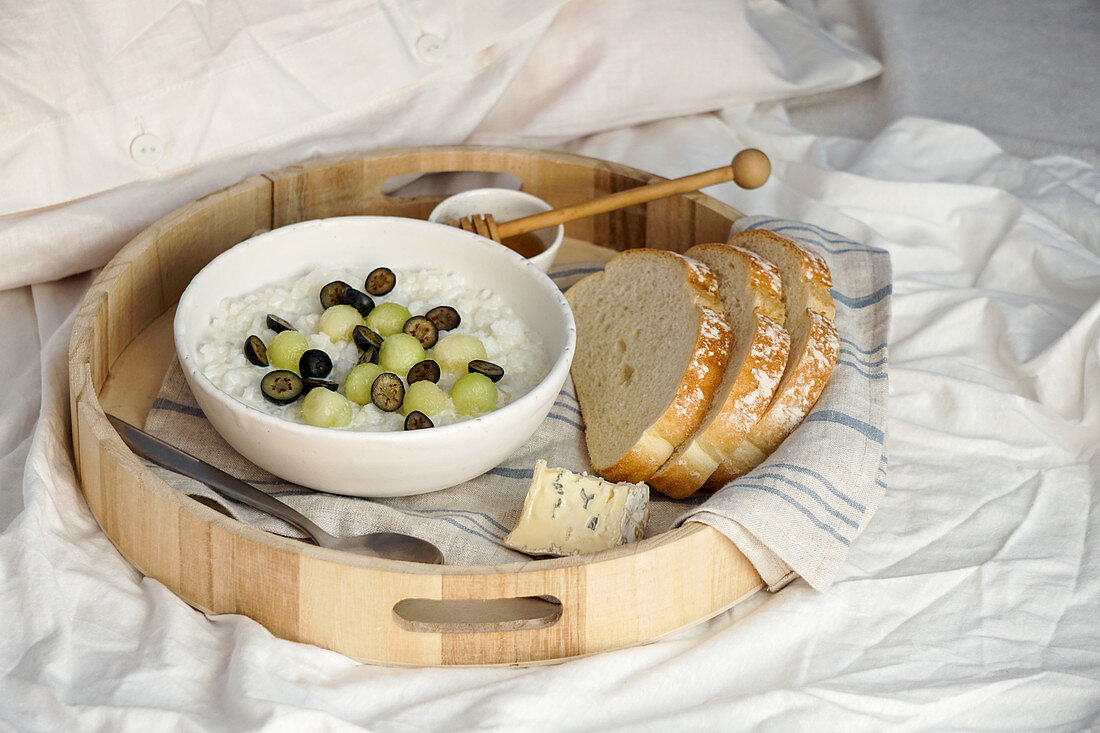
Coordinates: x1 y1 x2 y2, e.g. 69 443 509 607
454 148 770 242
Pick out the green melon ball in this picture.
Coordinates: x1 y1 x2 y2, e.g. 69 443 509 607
400 380 451 417
268 330 309 373
450 372 498 415
378 333 426 378
433 333 487 374
318 304 365 342
299 387 353 428
343 362 386 406
365 302 413 337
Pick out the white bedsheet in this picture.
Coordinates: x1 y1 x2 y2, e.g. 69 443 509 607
3 104 1098 731
3 3 1100 729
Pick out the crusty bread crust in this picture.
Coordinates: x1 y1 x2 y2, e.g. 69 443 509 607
703 230 841 487
566 249 732 483
705 310 839 487
649 244 792 498
734 229 835 320
652 312 790 496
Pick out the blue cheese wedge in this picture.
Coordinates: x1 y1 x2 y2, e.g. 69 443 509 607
504 460 650 556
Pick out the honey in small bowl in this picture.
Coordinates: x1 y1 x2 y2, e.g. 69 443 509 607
500 231 548 259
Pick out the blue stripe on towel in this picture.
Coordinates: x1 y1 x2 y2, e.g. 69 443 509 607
751 471 860 529
428 516 509 546
257 492 513 542
551 265 605 281
760 221 852 245
556 389 579 404
546 412 584 430
830 285 892 309
803 410 885 444
742 220 892 307
410 508 514 536
553 398 582 416
765 462 868 513
259 483 315 491
486 466 536 480
150 398 206 419
837 359 889 380
839 347 888 369
840 337 888 355
385 506 511 546
735 482 851 545
747 220 883 255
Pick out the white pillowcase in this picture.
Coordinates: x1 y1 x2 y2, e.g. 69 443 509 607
471 0 881 143
0 0 563 219
0 0 879 291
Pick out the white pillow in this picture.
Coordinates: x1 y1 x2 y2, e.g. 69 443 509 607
0 0 563 219
0 0 878 291
471 0 881 143
0 0 564 290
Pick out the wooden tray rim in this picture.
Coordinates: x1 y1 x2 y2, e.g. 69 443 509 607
68 144 765 665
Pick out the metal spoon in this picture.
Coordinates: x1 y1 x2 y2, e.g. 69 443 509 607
106 414 444 564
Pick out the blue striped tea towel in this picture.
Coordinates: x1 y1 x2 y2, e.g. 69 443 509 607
677 216 891 591
143 218 888 591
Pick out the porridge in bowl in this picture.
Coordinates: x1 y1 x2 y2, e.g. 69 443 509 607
173 215 575 497
196 264 549 431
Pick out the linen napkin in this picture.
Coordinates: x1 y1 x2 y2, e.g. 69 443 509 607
144 218 889 590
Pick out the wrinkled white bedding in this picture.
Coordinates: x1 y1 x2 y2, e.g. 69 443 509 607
2 1 1099 730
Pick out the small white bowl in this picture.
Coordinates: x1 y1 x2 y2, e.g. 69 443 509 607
428 188 564 273
174 216 575 498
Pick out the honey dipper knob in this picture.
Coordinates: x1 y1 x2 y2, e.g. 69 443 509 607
731 148 771 189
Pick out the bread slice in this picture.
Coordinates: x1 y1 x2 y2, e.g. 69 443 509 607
704 230 840 488
648 244 792 498
566 249 732 483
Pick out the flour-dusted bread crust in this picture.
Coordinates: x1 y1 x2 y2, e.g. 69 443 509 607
648 243 792 498
704 230 840 488
707 310 839 485
566 249 732 483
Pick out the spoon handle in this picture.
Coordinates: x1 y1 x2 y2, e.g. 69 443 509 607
105 414 333 547
494 148 771 240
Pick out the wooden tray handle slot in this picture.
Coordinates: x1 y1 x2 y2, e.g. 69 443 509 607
392 596 563 634
381 170 522 200
353 149 538 204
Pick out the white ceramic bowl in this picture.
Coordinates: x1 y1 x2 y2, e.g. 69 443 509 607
174 216 575 498
428 188 564 273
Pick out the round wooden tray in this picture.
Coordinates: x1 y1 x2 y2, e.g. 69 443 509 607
68 146 764 666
